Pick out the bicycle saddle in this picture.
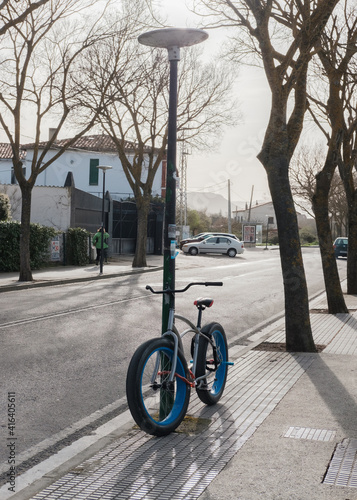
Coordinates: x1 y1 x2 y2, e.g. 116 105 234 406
194 298 214 308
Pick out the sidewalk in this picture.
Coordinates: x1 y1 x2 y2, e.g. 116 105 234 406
1 262 357 499
0 255 164 292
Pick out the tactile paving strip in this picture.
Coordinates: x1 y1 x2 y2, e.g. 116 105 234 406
29 351 314 500
324 438 357 488
265 310 357 355
284 426 336 442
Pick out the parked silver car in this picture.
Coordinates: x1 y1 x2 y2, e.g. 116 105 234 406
182 236 244 258
179 232 238 249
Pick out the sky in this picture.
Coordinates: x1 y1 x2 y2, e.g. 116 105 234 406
160 0 273 207
0 0 274 208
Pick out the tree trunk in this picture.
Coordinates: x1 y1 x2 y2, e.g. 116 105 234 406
19 184 33 281
263 158 316 352
347 192 357 294
132 198 150 268
312 172 348 312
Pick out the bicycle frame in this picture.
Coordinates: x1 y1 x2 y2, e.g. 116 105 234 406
160 309 216 388
146 282 223 387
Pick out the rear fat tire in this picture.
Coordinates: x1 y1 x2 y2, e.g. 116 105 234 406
195 323 228 405
126 338 190 436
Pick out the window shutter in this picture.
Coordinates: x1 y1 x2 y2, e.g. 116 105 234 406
89 159 99 185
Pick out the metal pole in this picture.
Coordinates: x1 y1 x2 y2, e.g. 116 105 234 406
100 170 106 275
162 50 179 334
265 219 269 250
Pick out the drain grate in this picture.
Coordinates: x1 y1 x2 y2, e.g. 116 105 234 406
324 438 357 488
284 427 336 442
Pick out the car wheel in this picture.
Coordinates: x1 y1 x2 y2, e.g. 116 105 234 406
189 247 198 256
227 248 237 258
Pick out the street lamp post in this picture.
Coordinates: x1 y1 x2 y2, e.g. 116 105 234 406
138 28 208 334
97 165 112 274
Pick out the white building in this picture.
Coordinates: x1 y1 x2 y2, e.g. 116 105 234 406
234 200 308 230
0 134 165 200
234 201 277 229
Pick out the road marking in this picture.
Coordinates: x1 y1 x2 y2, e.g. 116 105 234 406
0 294 150 329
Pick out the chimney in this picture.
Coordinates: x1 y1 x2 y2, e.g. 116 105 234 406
49 128 57 141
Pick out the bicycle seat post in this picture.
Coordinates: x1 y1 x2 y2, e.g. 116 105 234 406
196 306 203 329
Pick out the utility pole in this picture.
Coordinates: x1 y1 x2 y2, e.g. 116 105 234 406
228 179 232 232
248 185 254 222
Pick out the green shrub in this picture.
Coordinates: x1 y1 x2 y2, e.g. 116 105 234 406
299 227 318 245
30 223 57 269
0 221 56 271
270 234 280 245
66 227 90 266
0 193 11 221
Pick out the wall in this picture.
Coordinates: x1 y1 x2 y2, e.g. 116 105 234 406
235 201 277 229
0 184 72 231
0 159 13 185
25 149 163 199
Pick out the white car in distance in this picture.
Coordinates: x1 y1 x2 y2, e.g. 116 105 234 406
182 236 244 258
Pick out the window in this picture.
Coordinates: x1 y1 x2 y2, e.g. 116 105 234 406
89 159 99 185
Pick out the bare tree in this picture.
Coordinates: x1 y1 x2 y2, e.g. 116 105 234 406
291 141 348 314
0 0 116 281
290 145 348 234
78 6 237 267
290 146 323 219
0 0 50 36
192 0 340 352
306 0 357 297
339 82 357 293
290 143 348 312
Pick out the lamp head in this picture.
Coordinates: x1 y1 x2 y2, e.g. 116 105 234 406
138 28 208 61
97 165 113 172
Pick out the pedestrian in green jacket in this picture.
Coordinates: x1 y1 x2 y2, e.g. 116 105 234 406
93 228 109 265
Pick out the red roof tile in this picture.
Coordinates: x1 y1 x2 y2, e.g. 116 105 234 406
22 134 141 153
0 143 26 160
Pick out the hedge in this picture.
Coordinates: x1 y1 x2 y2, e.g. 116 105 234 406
0 193 11 221
0 221 56 272
66 227 90 266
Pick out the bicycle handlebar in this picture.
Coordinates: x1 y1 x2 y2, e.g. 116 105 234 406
145 282 223 295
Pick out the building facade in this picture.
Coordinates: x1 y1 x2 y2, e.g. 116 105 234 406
0 134 165 200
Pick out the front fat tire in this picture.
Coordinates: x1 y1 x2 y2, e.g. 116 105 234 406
195 323 228 406
126 338 190 436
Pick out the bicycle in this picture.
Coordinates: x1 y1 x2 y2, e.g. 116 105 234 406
126 282 231 436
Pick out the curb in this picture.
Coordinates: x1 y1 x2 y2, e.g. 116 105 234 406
0 266 163 293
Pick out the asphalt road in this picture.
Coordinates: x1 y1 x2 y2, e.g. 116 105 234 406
0 247 347 480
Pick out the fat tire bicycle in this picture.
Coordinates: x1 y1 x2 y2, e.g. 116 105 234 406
126 282 231 436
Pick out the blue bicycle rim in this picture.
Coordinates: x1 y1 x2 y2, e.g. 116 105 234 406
140 346 187 427
211 329 227 395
